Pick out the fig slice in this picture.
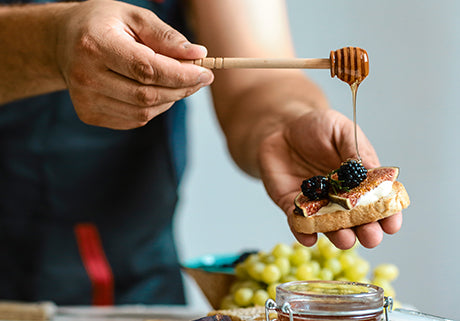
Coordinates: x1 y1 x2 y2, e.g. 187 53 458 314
328 166 400 210
294 192 329 217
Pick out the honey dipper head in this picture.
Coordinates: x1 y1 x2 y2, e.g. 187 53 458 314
330 47 369 85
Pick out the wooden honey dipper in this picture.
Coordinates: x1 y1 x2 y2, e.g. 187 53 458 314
184 47 369 85
329 47 369 85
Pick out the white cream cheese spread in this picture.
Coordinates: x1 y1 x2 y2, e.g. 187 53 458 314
355 180 393 206
316 181 394 215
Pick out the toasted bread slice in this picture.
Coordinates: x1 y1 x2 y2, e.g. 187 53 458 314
290 181 410 234
207 306 271 321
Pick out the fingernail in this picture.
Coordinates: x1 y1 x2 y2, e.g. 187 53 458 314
183 42 208 56
195 44 208 56
198 71 213 85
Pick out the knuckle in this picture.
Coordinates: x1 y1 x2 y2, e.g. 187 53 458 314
174 72 189 86
134 86 160 106
75 31 99 57
67 67 94 88
131 59 157 84
134 121 149 128
182 86 199 98
160 27 180 43
135 108 153 123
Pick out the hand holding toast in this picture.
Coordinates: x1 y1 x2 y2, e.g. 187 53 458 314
258 108 403 249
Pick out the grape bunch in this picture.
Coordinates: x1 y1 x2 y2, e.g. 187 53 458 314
219 238 399 309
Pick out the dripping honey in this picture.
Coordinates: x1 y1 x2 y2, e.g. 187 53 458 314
351 81 361 161
330 47 369 161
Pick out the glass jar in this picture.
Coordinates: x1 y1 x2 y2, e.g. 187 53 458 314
265 280 392 321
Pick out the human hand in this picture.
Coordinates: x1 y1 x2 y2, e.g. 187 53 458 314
55 0 214 129
258 108 402 249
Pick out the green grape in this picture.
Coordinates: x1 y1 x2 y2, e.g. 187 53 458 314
295 263 316 280
372 277 396 298
274 257 290 277
244 253 259 264
338 253 357 270
247 261 266 281
260 252 276 265
272 243 294 258
234 263 249 280
344 258 370 281
358 278 371 284
317 237 340 259
226 241 400 309
261 264 282 284
243 279 264 290
267 283 280 300
310 245 322 261
233 287 254 307
324 258 342 277
292 241 305 250
319 267 334 280
230 279 261 294
309 260 321 276
280 275 297 283
220 294 239 309
253 289 270 306
229 281 242 294
257 251 269 258
290 247 312 266
373 264 399 282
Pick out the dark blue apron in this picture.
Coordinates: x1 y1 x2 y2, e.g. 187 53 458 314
0 0 189 305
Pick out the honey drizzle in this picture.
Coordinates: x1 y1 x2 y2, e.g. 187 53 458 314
351 82 361 161
330 47 369 163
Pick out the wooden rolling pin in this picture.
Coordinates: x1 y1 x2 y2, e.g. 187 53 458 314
184 47 369 85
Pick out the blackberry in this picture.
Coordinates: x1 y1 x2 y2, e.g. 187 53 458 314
301 175 330 200
337 160 368 189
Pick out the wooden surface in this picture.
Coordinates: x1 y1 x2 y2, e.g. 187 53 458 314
0 303 207 321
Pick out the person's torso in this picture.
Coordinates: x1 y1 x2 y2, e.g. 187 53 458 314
0 0 190 305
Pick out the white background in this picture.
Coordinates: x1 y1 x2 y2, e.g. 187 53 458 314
174 1 460 319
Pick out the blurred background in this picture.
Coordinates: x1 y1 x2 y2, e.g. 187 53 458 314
174 1 460 319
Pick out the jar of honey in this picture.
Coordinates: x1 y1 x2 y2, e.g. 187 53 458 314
265 280 392 321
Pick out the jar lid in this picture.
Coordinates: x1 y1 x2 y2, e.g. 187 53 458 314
275 280 384 317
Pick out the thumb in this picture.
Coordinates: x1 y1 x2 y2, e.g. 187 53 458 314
130 11 207 60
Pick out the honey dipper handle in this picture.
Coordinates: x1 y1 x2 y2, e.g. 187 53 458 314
185 57 330 69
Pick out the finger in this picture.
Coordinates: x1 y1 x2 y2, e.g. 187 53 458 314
128 9 208 59
80 114 146 130
286 210 318 247
72 99 149 130
84 69 211 107
94 96 173 123
101 39 213 87
70 89 174 129
379 212 403 235
354 221 383 249
292 230 318 248
324 229 357 250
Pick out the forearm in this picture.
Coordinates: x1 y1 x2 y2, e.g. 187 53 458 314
0 3 71 104
190 0 329 177
212 70 329 177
